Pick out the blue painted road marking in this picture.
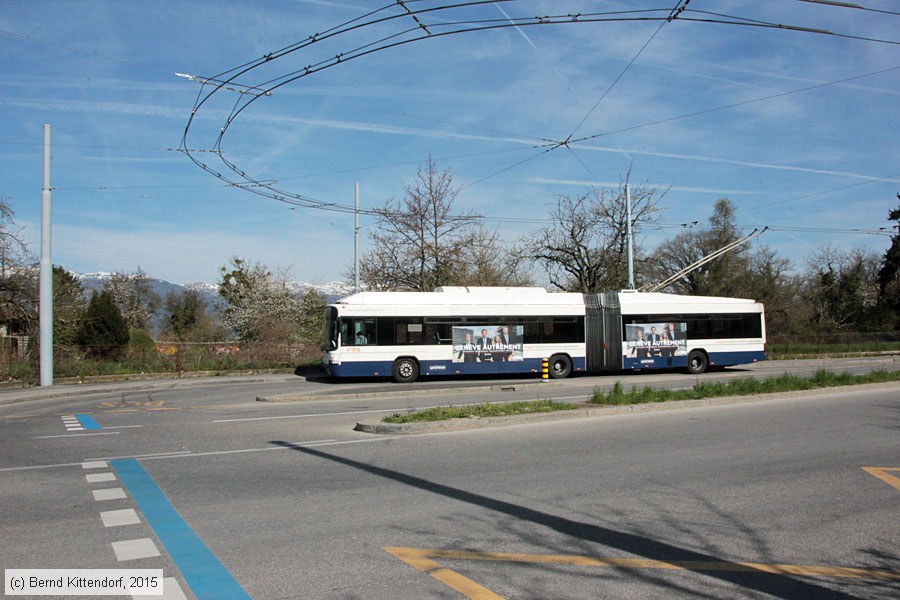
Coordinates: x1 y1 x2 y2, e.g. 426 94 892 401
111 459 250 600
76 414 102 430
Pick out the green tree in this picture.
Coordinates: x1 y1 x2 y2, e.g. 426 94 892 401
297 289 327 345
53 267 87 346
162 289 222 342
877 202 900 327
75 290 130 358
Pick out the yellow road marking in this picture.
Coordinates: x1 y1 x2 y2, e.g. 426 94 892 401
385 547 504 600
862 467 900 491
386 546 900 599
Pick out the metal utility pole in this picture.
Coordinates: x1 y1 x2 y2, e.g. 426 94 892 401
40 124 53 387
625 183 634 290
354 182 360 294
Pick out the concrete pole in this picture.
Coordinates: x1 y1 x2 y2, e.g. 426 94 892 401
354 182 360 294
625 183 634 290
40 124 53 386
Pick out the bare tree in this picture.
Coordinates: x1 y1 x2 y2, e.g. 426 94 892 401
801 244 880 331
521 178 663 292
648 199 743 295
456 223 533 287
358 157 527 291
0 198 36 335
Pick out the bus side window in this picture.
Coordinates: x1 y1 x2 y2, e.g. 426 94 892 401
522 320 541 344
394 318 424 344
345 318 375 345
425 322 452 344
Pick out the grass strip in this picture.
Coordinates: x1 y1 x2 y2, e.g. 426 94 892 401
591 369 900 405
383 399 578 424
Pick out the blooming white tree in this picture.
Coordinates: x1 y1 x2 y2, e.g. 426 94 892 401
218 257 303 342
102 267 161 333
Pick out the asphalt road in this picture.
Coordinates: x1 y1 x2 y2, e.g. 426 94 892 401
1 357 898 599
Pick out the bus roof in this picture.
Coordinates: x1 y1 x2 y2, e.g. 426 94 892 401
333 287 582 308
331 287 762 313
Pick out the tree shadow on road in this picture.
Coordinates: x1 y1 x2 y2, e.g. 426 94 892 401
271 440 875 599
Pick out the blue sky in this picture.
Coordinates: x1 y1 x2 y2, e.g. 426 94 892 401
2 1 898 286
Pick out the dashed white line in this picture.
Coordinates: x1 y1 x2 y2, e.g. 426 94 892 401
213 408 395 423
111 538 160 561
86 472 117 483
35 432 120 439
132 576 187 600
100 508 141 527
92 488 128 501
84 451 192 462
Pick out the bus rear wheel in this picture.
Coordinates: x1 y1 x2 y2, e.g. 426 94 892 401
686 350 708 375
549 354 572 379
392 358 419 383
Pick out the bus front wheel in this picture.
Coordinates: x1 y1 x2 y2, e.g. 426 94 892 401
686 350 708 375
549 354 572 379
392 358 419 383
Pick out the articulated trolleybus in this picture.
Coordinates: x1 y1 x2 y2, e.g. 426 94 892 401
323 287 765 382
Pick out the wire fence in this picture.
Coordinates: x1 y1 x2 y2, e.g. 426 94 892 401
766 332 900 355
0 339 322 383
3 332 900 384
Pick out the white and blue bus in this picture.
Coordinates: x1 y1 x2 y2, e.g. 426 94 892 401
322 287 765 382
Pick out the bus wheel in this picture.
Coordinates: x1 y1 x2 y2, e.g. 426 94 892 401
549 354 572 379
686 350 708 375
392 358 419 383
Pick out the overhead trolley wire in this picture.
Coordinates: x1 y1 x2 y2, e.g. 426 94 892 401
795 0 900 17
179 0 899 220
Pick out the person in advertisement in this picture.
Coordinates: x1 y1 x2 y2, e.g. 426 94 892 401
453 324 522 363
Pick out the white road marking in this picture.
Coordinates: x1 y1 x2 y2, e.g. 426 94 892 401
93 488 128 501
112 538 160 561
214 408 396 423
82 461 109 469
84 451 192 462
131 576 187 600
1 438 396 473
86 472 117 483
100 508 141 527
35 432 120 439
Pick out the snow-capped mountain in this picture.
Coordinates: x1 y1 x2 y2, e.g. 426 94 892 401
74 272 352 304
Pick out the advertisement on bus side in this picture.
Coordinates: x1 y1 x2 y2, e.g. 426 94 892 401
452 324 524 363
624 322 687 362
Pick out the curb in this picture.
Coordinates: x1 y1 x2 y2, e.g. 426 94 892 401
354 381 900 435
0 376 287 407
256 380 559 403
